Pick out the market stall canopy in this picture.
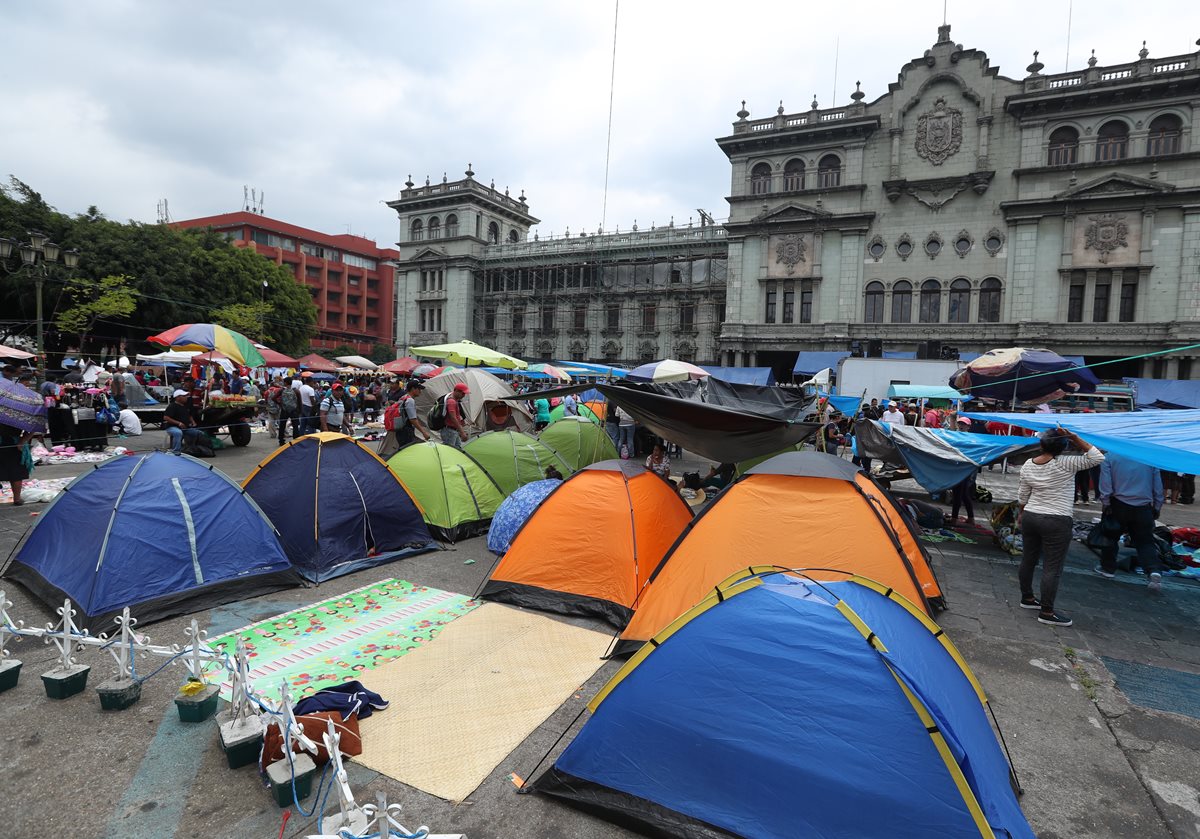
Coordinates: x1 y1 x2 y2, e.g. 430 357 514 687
887 385 971 401
855 419 1038 493
296 353 341 373
948 347 1099 405
0 345 35 360
411 339 527 370
699 366 776 386
254 344 299 367
334 355 378 370
526 362 572 382
793 351 850 378
960 409 1200 475
555 361 629 378
627 359 710 383
148 323 265 368
380 357 420 375
1124 377 1200 409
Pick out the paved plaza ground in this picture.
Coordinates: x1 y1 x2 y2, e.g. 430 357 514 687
0 430 1198 838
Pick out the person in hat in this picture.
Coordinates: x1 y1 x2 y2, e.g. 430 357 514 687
319 382 348 434
441 382 470 448
880 401 905 425
378 379 430 459
163 389 202 454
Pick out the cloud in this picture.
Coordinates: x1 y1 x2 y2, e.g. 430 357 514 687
2 0 1193 245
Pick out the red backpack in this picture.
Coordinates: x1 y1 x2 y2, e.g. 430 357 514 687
384 399 404 432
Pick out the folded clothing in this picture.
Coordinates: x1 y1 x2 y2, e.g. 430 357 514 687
260 711 362 770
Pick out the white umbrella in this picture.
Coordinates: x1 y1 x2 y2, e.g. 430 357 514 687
334 355 379 370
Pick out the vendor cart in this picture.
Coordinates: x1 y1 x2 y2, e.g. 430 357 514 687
198 394 260 447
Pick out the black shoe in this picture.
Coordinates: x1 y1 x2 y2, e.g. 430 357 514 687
1038 611 1073 627
1019 596 1041 610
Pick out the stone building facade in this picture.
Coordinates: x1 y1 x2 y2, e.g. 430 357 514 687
717 24 1200 379
387 169 726 366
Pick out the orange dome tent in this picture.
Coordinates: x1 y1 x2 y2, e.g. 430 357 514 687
479 460 694 628
615 451 943 655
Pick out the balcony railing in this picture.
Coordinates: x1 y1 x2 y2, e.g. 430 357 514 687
1024 50 1198 94
481 223 727 259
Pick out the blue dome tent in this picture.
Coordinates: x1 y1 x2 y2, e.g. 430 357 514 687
5 452 300 631
532 570 1033 839
242 433 437 583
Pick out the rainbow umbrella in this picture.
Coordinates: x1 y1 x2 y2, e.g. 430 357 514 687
527 363 572 382
149 324 265 368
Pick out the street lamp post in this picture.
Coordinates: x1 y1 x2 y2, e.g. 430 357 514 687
0 231 82 384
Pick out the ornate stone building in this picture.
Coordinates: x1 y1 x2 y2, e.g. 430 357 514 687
387 169 726 366
717 25 1200 379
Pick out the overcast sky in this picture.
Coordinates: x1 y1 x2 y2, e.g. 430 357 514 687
4 1 1194 246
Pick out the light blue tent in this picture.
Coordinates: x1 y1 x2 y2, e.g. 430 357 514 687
888 384 971 401
534 571 1033 839
486 478 562 555
5 452 299 630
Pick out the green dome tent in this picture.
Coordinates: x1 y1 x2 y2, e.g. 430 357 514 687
386 442 505 542
549 402 601 426
464 430 574 495
538 416 618 472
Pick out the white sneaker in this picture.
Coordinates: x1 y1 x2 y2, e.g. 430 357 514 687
1148 572 1163 593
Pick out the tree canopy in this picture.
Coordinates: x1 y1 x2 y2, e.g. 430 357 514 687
0 178 317 360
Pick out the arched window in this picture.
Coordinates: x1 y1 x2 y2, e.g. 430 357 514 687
818 154 842 188
410 218 423 241
947 279 971 323
427 216 440 239
508 229 520 243
751 162 772 195
1147 114 1183 156
864 281 884 323
1047 127 1079 166
487 221 500 244
919 279 941 323
891 280 912 323
445 214 459 237
978 278 1002 323
1096 121 1129 162
783 159 806 191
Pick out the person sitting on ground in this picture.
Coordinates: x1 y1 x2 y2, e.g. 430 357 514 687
1016 427 1104 628
164 389 202 455
702 463 736 491
645 443 671 480
115 400 142 436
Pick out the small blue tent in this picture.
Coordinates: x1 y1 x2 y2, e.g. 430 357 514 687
242 433 437 582
5 452 299 631
534 571 1033 839
486 478 561 555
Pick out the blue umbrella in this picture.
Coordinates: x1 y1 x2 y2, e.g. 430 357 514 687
949 347 1099 406
486 479 561 555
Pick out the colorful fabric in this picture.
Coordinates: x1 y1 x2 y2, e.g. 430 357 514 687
149 323 266 368
487 478 561 554
0 376 48 434
206 578 479 702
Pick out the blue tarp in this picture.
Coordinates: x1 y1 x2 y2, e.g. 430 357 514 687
243 435 436 582
1124 378 1200 409
793 351 850 377
883 350 917 359
699 366 776 386
962 409 1200 474
887 385 970 401
554 361 629 378
818 392 863 415
537 574 1032 838
7 452 297 630
856 420 1037 492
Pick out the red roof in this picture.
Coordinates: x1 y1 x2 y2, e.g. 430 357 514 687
172 211 397 259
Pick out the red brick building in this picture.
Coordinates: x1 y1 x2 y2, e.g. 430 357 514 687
172 211 397 355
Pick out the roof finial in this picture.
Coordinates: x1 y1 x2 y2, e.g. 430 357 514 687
736 100 749 120
465 163 474 178
1026 50 1044 76
1088 49 1097 68
850 80 864 102
777 100 784 116
404 174 414 189
1139 40 1149 60
811 93 819 110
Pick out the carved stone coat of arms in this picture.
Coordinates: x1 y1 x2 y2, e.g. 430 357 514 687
915 97 963 166
775 234 806 275
1084 214 1129 264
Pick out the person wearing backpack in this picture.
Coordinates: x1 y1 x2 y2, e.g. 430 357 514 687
378 379 430 459
320 383 349 434
438 383 470 449
277 376 300 446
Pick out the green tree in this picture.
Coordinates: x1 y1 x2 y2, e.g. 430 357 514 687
211 301 275 343
55 274 137 353
369 343 395 364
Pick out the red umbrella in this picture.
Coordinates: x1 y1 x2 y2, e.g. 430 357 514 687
296 353 340 373
381 356 420 375
254 344 299 366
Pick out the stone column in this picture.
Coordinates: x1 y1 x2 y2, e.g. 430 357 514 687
1179 209 1200 321
889 129 903 178
976 116 992 169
